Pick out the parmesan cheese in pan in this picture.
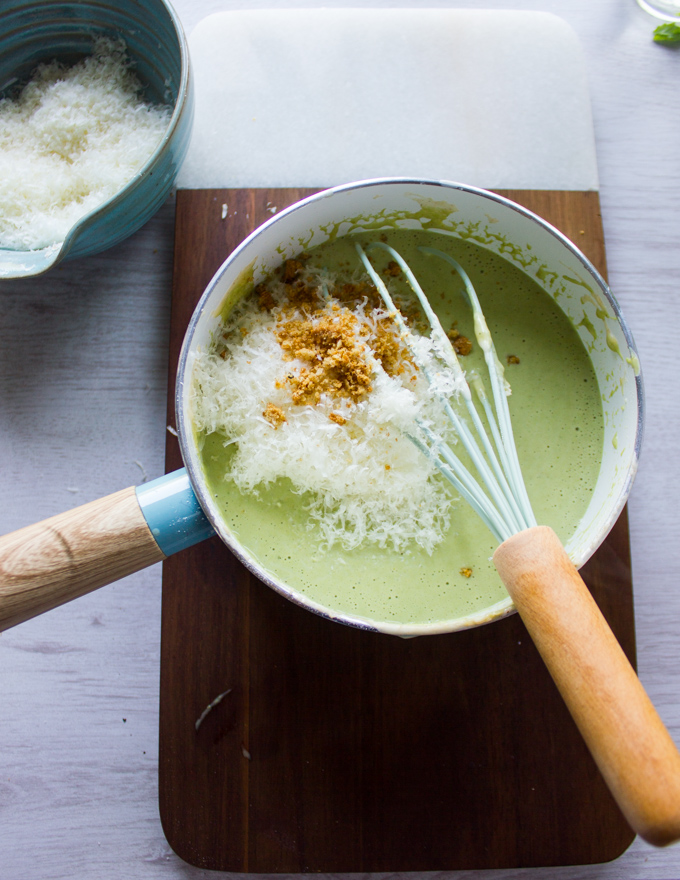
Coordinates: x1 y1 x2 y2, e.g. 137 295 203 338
0 38 171 251
191 260 460 554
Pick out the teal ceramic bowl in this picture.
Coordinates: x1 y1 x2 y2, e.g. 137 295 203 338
0 0 193 278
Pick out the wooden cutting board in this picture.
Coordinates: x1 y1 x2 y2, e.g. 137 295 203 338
159 187 636 872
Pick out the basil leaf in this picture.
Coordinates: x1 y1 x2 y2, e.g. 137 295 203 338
653 22 680 42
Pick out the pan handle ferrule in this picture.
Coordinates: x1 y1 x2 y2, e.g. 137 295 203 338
135 469 215 557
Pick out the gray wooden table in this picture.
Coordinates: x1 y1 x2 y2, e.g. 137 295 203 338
2 1 680 878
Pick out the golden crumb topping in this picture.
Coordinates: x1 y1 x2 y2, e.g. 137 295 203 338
276 310 373 404
263 403 286 428
249 251 472 413
448 325 473 357
371 321 409 376
281 258 304 283
255 281 276 312
252 259 418 407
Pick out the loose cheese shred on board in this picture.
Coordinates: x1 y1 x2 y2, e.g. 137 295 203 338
0 38 171 251
192 262 464 554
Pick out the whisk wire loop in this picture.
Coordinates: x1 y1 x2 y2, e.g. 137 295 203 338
419 247 537 530
360 241 528 532
355 240 536 541
411 424 512 544
356 243 521 532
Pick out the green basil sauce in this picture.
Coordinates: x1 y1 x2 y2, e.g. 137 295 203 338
197 230 603 630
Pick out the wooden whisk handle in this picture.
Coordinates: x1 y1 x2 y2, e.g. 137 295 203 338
494 525 680 847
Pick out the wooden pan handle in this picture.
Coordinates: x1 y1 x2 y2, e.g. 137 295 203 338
494 525 680 847
0 487 165 632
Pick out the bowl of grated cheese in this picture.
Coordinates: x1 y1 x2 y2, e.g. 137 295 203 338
0 0 192 278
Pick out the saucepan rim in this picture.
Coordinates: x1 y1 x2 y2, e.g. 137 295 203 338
175 177 643 636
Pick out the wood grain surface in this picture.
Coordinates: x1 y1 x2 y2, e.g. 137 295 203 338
159 188 636 872
0 487 164 631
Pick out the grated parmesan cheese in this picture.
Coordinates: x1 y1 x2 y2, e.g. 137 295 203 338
0 38 172 251
192 262 465 554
